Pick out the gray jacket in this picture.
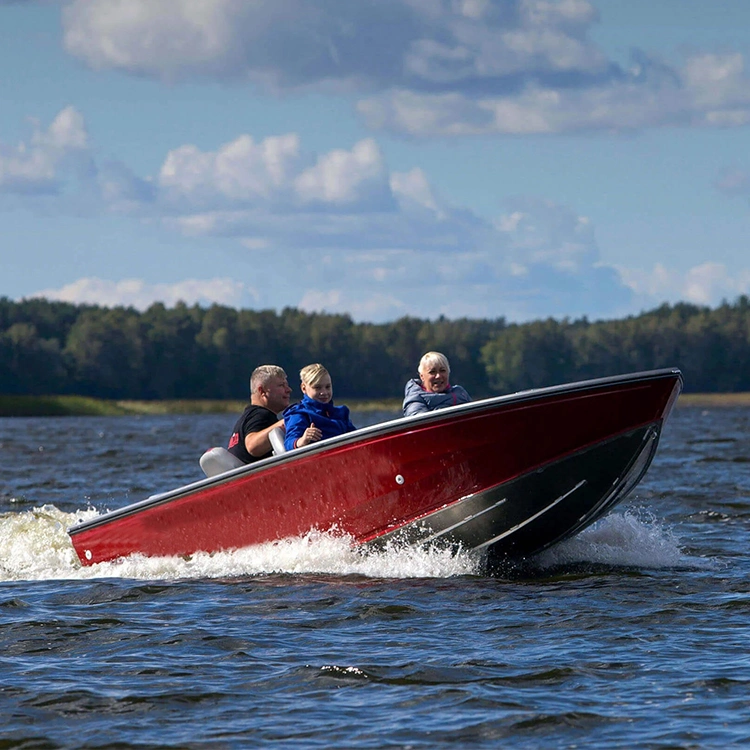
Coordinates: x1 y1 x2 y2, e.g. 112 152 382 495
402 378 471 417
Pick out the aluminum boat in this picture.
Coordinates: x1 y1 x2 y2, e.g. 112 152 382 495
69 368 682 566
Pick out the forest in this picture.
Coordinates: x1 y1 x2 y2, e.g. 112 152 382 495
1 295 749 400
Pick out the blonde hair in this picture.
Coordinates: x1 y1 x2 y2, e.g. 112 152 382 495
418 351 450 375
250 365 287 394
299 363 330 386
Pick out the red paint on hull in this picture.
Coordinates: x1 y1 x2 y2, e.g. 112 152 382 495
69 369 682 565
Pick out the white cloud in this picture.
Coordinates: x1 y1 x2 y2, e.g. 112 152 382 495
294 139 391 207
63 0 413 88
0 106 89 193
488 199 598 278
63 0 242 80
359 50 750 135
62 0 607 87
298 288 408 320
21 131 637 321
30 277 257 311
683 53 747 108
9 108 744 323
76 128 632 321
6 104 728 323
60 0 750 137
36 106 88 150
158 133 302 206
390 167 441 214
154 134 395 213
617 262 750 309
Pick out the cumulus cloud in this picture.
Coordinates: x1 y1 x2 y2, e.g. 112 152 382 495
0 106 89 194
358 50 750 135
154 133 394 213
96 127 634 320
60 0 750 136
617 262 750 309
294 139 393 208
8 105 741 322
158 133 302 207
30 277 257 311
298 288 408 321
63 0 244 81
3 115 635 321
62 0 608 90
390 167 441 213
6 105 737 322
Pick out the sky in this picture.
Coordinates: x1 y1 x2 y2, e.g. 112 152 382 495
1 0 750 324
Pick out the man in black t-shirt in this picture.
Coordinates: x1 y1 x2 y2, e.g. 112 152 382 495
227 365 292 464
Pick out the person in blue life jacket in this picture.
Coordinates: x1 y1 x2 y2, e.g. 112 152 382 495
403 351 471 416
283 363 356 451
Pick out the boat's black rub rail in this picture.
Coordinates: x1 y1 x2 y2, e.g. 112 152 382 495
68 368 681 537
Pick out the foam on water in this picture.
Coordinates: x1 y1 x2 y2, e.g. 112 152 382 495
536 507 714 570
0 505 482 582
0 504 707 583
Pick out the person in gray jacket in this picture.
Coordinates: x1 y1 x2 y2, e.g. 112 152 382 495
402 351 471 416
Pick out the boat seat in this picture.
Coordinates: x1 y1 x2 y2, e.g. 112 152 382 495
199 446 245 478
269 425 287 455
200 426 287 478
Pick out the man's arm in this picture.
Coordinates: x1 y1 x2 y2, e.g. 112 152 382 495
244 419 284 457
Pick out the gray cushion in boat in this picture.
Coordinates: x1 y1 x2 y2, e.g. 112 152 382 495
199 427 287 478
199 447 245 478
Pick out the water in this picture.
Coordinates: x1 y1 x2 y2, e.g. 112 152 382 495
1 407 749 748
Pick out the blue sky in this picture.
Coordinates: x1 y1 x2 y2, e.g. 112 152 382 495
1 0 749 323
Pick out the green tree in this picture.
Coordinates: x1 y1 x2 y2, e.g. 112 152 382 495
0 322 66 394
140 302 203 399
64 308 145 398
482 319 577 393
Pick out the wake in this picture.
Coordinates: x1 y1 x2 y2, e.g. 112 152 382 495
533 507 712 571
0 504 703 583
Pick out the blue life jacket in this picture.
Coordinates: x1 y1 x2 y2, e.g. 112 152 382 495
283 395 356 450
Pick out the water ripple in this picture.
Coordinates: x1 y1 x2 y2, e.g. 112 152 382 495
1 410 750 747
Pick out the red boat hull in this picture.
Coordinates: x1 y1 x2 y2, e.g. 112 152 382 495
69 369 682 565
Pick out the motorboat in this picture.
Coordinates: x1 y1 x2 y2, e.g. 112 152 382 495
68 368 682 567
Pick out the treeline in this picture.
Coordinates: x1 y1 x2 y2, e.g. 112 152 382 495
1 296 749 400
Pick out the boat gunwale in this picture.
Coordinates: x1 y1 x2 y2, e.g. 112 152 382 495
68 367 682 536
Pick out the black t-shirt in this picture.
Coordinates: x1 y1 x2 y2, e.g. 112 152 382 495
227 405 279 464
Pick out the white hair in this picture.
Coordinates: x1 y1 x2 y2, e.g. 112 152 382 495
418 351 450 375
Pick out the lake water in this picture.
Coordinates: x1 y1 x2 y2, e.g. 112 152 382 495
1 406 749 748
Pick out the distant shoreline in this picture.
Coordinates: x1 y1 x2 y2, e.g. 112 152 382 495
674 393 750 407
0 394 403 417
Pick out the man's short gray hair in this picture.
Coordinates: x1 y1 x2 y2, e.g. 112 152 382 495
418 351 450 375
250 365 287 395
